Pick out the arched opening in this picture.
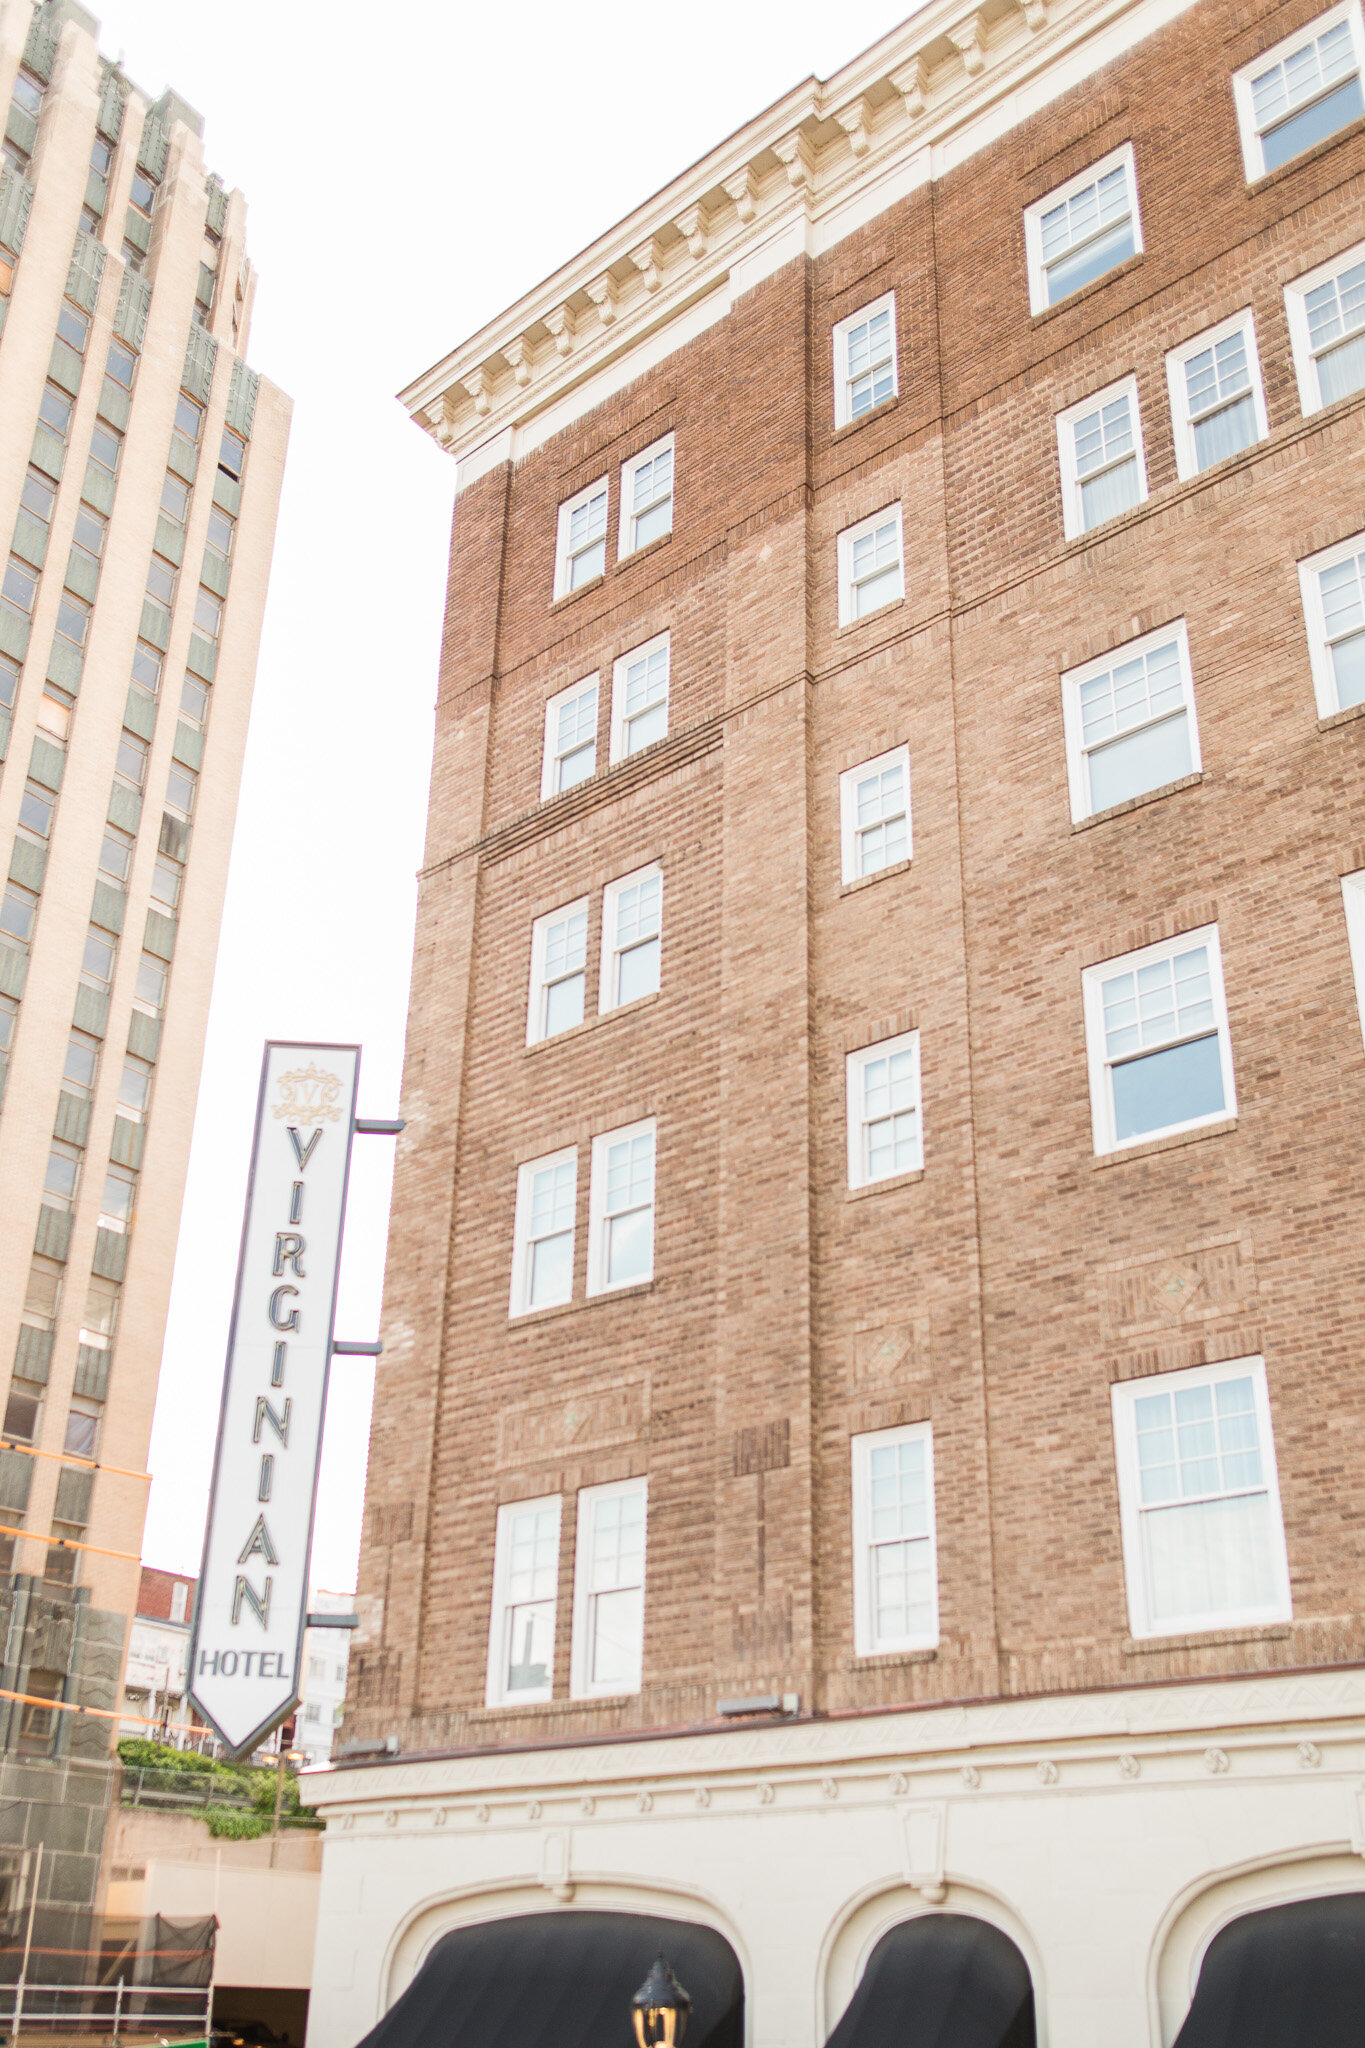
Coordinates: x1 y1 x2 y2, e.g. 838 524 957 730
824 1914 1036 2048
358 1909 743 2048
1173 1891 1365 2046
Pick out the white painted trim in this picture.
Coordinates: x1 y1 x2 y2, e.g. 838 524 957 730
552 475 609 601
1230 0 1365 181
1110 1355 1292 1640
570 1475 649 1700
586 1117 656 1297
1021 139 1142 315
832 291 898 431
1340 870 1365 1054
845 1031 923 1189
509 1146 577 1318
540 673 600 801
526 897 589 1045
838 745 912 883
1164 308 1269 481
1081 922 1236 1155
609 630 670 764
599 862 664 1015
1059 619 1199 823
850 1422 940 1657
1284 235 1365 416
1054 372 1148 541
1298 525 1365 717
618 433 675 559
485 1494 562 1708
836 503 904 628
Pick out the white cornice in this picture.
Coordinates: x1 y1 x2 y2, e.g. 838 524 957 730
401 0 1201 485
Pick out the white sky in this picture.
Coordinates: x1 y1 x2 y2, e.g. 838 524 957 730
131 0 917 1593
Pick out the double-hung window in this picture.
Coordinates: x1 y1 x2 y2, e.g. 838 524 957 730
541 674 599 797
1061 623 1200 820
486 1496 561 1706
510 1149 577 1315
837 506 904 625
1285 238 1365 412
1055 377 1148 537
571 1478 647 1697
1233 3 1365 179
600 865 662 1011
1112 1358 1291 1638
588 1120 655 1294
1341 867 1365 1051
833 293 898 427
619 436 674 556
1024 145 1141 312
554 478 609 597
1298 528 1365 714
1082 925 1236 1154
846 1032 922 1188
1166 313 1268 477
851 1425 939 1656
527 899 589 1042
610 632 669 761
839 746 911 881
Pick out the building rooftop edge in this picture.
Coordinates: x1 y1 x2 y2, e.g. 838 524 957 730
399 0 1173 468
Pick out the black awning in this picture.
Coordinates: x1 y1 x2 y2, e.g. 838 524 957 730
824 1915 1035 2048
1173 1891 1365 2048
355 1909 742 2048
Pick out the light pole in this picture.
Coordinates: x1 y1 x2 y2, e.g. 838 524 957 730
631 1958 692 2048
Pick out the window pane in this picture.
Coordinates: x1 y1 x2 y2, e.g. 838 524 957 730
1111 1033 1224 1140
607 1207 651 1285
1191 392 1258 469
529 1230 572 1306
1317 328 1365 403
19 786 53 837
590 1586 642 1687
45 1149 78 1200
1045 217 1135 304
1141 1492 1279 1622
569 539 604 586
1261 72 1364 171
635 498 671 548
617 937 660 1005
544 973 584 1035
872 1537 933 1640
505 1601 553 1691
624 702 667 754
1086 710 1192 811
1079 455 1140 529
556 739 595 790
854 564 901 617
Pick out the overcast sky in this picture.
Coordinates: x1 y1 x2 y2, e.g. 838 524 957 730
130 0 917 1593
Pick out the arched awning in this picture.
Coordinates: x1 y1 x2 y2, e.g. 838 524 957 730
1173 1892 1365 2047
825 1915 1035 2048
356 1910 743 2048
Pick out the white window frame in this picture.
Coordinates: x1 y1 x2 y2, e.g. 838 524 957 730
845 1031 923 1189
1111 1356 1292 1640
1054 375 1149 540
485 1494 562 1707
836 504 905 628
1060 621 1201 824
1164 310 1269 480
839 746 912 883
1298 526 1365 716
587 1118 656 1296
540 674 600 799
1342 869 1365 1051
832 292 899 429
1081 923 1237 1156
599 863 663 1014
851 1423 940 1657
1285 236 1365 414
509 1147 577 1317
610 631 670 763
570 1476 648 1699
553 476 609 600
526 898 590 1045
1231 0 1365 182
1023 143 1143 316
618 434 674 558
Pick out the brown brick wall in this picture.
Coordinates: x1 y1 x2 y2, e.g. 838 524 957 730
350 0 1365 1750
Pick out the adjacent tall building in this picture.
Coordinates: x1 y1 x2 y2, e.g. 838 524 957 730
0 0 288 1951
312 0 1365 2038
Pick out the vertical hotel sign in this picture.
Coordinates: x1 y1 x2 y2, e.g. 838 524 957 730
189 1042 360 1758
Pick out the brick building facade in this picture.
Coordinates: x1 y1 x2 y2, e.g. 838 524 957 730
307 0 1365 2038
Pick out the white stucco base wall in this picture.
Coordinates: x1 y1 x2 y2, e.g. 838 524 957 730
301 1668 1365 2048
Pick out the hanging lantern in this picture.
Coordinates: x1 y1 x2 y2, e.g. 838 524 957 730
631 1956 692 2048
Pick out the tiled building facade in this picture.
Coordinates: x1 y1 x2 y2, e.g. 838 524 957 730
0 0 287 1953
310 0 1365 2038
